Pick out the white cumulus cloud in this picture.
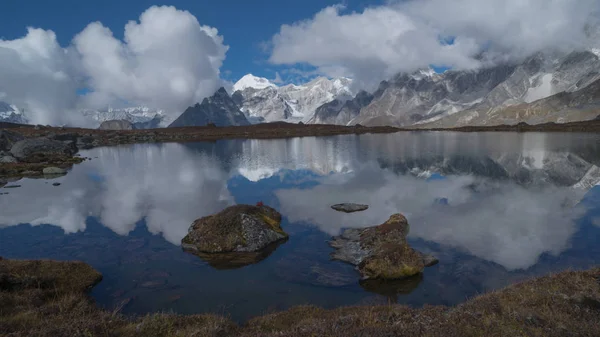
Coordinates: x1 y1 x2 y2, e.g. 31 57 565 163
74 6 228 115
0 6 228 126
0 28 87 126
269 0 600 89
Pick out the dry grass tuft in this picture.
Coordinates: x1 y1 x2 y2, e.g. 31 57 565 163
1 259 599 336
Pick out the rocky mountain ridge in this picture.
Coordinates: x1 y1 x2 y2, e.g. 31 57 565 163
168 87 250 128
347 51 600 127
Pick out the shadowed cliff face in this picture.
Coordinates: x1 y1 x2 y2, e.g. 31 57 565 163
169 88 250 127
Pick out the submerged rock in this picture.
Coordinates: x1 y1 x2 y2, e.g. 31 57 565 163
331 203 369 213
182 204 288 268
10 137 77 162
330 214 437 280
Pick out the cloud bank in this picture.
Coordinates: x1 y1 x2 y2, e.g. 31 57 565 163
0 6 227 126
269 0 600 88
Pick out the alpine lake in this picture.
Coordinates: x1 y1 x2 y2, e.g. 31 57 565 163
1 131 599 322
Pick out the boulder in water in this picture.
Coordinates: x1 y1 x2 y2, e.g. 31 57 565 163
330 214 438 280
182 204 288 267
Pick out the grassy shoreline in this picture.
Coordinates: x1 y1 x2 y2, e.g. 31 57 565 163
1 258 599 336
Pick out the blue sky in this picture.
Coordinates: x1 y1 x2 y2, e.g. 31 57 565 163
1 0 385 84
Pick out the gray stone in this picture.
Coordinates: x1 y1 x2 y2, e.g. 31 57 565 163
0 155 17 163
43 167 67 175
331 203 369 213
10 137 76 162
0 129 25 151
330 214 437 280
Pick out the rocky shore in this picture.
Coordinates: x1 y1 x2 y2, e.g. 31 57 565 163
1 258 598 337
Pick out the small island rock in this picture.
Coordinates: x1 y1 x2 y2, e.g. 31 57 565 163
182 204 288 259
330 213 437 280
331 203 369 213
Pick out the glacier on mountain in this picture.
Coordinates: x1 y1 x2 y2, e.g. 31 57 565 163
232 74 354 123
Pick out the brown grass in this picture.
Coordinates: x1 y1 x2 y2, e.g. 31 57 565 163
1 259 599 337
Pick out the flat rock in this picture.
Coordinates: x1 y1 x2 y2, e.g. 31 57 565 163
181 204 289 268
43 167 67 175
10 137 77 163
330 214 437 280
331 203 369 213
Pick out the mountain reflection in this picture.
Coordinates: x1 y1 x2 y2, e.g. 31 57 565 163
0 132 598 271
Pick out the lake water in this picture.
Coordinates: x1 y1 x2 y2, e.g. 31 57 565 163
1 132 600 322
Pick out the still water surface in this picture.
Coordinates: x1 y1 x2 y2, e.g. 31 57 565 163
1 132 600 321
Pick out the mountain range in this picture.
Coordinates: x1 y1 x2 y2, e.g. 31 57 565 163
2 48 600 129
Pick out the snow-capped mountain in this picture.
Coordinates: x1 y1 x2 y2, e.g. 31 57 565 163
0 102 27 124
81 106 173 129
232 74 354 123
233 74 277 92
349 50 600 127
0 101 172 128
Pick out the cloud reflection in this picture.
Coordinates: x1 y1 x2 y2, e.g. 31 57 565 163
275 164 588 270
0 143 233 245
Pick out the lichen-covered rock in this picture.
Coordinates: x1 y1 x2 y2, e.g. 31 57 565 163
181 205 288 267
331 203 369 213
10 137 77 162
330 214 437 280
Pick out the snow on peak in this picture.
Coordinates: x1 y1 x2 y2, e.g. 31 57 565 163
233 74 277 92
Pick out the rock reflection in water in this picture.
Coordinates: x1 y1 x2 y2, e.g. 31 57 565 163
185 239 288 270
360 274 424 302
